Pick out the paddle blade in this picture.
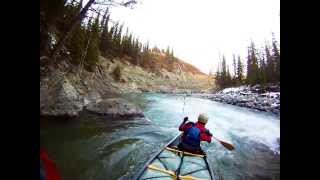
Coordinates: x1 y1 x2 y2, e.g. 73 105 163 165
219 140 235 151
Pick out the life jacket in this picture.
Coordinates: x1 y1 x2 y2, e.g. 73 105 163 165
183 123 201 149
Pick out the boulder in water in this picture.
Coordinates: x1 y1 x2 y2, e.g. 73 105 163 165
85 98 144 117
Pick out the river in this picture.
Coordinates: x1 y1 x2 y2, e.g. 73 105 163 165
40 93 280 180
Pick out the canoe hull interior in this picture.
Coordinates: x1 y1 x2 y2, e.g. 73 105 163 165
134 134 216 180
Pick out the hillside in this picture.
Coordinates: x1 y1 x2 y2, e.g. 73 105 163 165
138 51 205 76
107 56 213 93
41 43 214 92
40 54 214 117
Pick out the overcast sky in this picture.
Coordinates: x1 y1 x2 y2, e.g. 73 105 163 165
108 0 280 74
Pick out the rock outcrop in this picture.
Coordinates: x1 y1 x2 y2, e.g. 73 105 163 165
40 76 84 117
83 91 102 106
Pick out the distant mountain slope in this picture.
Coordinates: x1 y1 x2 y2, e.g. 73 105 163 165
102 56 214 93
176 58 206 75
134 51 205 76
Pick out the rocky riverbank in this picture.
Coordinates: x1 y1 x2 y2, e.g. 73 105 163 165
192 84 280 115
40 56 212 118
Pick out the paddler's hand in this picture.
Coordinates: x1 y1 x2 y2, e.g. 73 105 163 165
183 117 188 123
205 129 213 136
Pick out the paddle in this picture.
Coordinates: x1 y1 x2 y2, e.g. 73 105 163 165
212 136 235 151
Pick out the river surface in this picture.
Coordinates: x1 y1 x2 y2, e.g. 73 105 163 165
40 93 280 180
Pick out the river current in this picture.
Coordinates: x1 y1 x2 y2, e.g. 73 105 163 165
40 93 280 180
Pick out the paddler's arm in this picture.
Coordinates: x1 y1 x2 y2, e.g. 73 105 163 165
179 117 188 131
201 129 213 143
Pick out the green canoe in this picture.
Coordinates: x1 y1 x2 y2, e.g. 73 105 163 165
134 133 216 180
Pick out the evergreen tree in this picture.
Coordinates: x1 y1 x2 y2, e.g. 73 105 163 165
145 41 150 52
125 33 133 58
171 48 175 61
215 61 222 88
221 55 227 78
165 45 171 64
40 0 66 56
128 32 133 57
258 48 267 84
168 47 175 71
133 38 141 65
141 50 149 68
214 37 279 88
232 54 237 85
272 36 280 82
246 42 259 85
265 44 274 83
214 56 234 88
236 55 243 83
226 66 232 86
165 46 170 56
106 24 115 57
221 55 227 88
122 27 130 56
114 23 124 56
67 23 85 65
84 15 100 71
111 22 119 56
100 12 110 56
54 2 78 40
65 3 84 65
119 24 125 56
251 43 260 84
246 47 252 84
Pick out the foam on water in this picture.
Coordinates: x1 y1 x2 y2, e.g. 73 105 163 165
142 93 280 154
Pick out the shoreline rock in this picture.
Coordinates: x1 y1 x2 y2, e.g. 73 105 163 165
192 84 280 116
40 77 83 117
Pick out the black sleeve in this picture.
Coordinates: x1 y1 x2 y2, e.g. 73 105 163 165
186 122 194 126
205 129 213 136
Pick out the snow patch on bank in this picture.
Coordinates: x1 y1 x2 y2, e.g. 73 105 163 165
221 86 249 94
194 84 280 115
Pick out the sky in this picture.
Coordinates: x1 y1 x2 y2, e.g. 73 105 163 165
107 0 280 74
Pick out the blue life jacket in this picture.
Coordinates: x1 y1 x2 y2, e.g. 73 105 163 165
183 123 201 148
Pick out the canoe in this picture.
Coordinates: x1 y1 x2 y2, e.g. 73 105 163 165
134 133 216 180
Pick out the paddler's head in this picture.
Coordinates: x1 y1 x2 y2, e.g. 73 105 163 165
198 113 209 125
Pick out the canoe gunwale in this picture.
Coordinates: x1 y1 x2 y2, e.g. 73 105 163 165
133 133 182 180
133 133 217 180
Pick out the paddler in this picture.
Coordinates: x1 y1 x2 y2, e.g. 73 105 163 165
178 113 213 154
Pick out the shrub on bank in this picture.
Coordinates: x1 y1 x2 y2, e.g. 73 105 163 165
112 64 122 82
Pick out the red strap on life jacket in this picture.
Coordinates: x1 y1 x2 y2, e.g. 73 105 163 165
40 149 61 180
